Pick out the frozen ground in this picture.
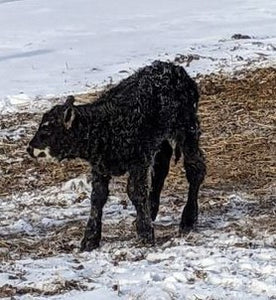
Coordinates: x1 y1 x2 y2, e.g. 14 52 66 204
0 0 276 299
0 0 276 113
1 176 275 300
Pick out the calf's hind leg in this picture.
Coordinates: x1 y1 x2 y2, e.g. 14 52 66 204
127 165 154 244
149 140 173 221
180 127 206 232
80 171 110 251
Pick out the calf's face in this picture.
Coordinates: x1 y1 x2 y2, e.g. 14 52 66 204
27 96 76 162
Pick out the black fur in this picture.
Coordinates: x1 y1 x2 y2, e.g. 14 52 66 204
28 61 206 251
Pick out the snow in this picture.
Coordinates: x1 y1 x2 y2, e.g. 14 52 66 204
1 177 275 299
1 228 276 299
0 0 276 112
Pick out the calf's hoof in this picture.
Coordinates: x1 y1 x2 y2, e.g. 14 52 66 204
137 227 155 246
80 237 100 252
179 210 198 234
179 223 194 235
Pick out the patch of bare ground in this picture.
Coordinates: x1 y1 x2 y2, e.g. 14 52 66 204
0 280 88 298
0 67 275 263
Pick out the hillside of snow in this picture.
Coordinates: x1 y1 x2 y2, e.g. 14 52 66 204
0 0 275 108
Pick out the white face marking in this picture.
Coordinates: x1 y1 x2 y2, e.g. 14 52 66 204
168 139 176 149
33 147 57 162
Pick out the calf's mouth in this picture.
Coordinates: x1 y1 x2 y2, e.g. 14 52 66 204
27 145 57 162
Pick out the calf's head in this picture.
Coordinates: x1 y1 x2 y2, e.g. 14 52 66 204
27 96 77 161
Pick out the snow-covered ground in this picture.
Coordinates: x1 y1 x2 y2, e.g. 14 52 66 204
0 0 276 112
1 1 276 299
1 177 275 299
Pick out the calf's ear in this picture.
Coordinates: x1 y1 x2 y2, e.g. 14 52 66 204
65 95 75 106
64 107 75 129
63 95 76 129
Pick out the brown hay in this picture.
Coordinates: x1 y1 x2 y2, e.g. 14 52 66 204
198 67 275 192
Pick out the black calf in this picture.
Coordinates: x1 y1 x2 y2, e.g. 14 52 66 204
28 61 206 251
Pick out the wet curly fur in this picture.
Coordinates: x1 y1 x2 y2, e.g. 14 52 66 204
28 61 206 251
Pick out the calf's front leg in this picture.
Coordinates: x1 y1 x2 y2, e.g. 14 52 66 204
80 171 110 251
127 165 154 245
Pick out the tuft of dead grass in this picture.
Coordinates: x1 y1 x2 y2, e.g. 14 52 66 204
0 280 88 298
198 67 275 193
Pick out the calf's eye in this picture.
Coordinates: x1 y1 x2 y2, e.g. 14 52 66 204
39 130 51 138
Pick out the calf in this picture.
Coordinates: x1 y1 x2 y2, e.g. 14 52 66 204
27 61 206 251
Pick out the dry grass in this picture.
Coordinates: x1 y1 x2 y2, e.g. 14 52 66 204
0 280 88 298
198 67 275 193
